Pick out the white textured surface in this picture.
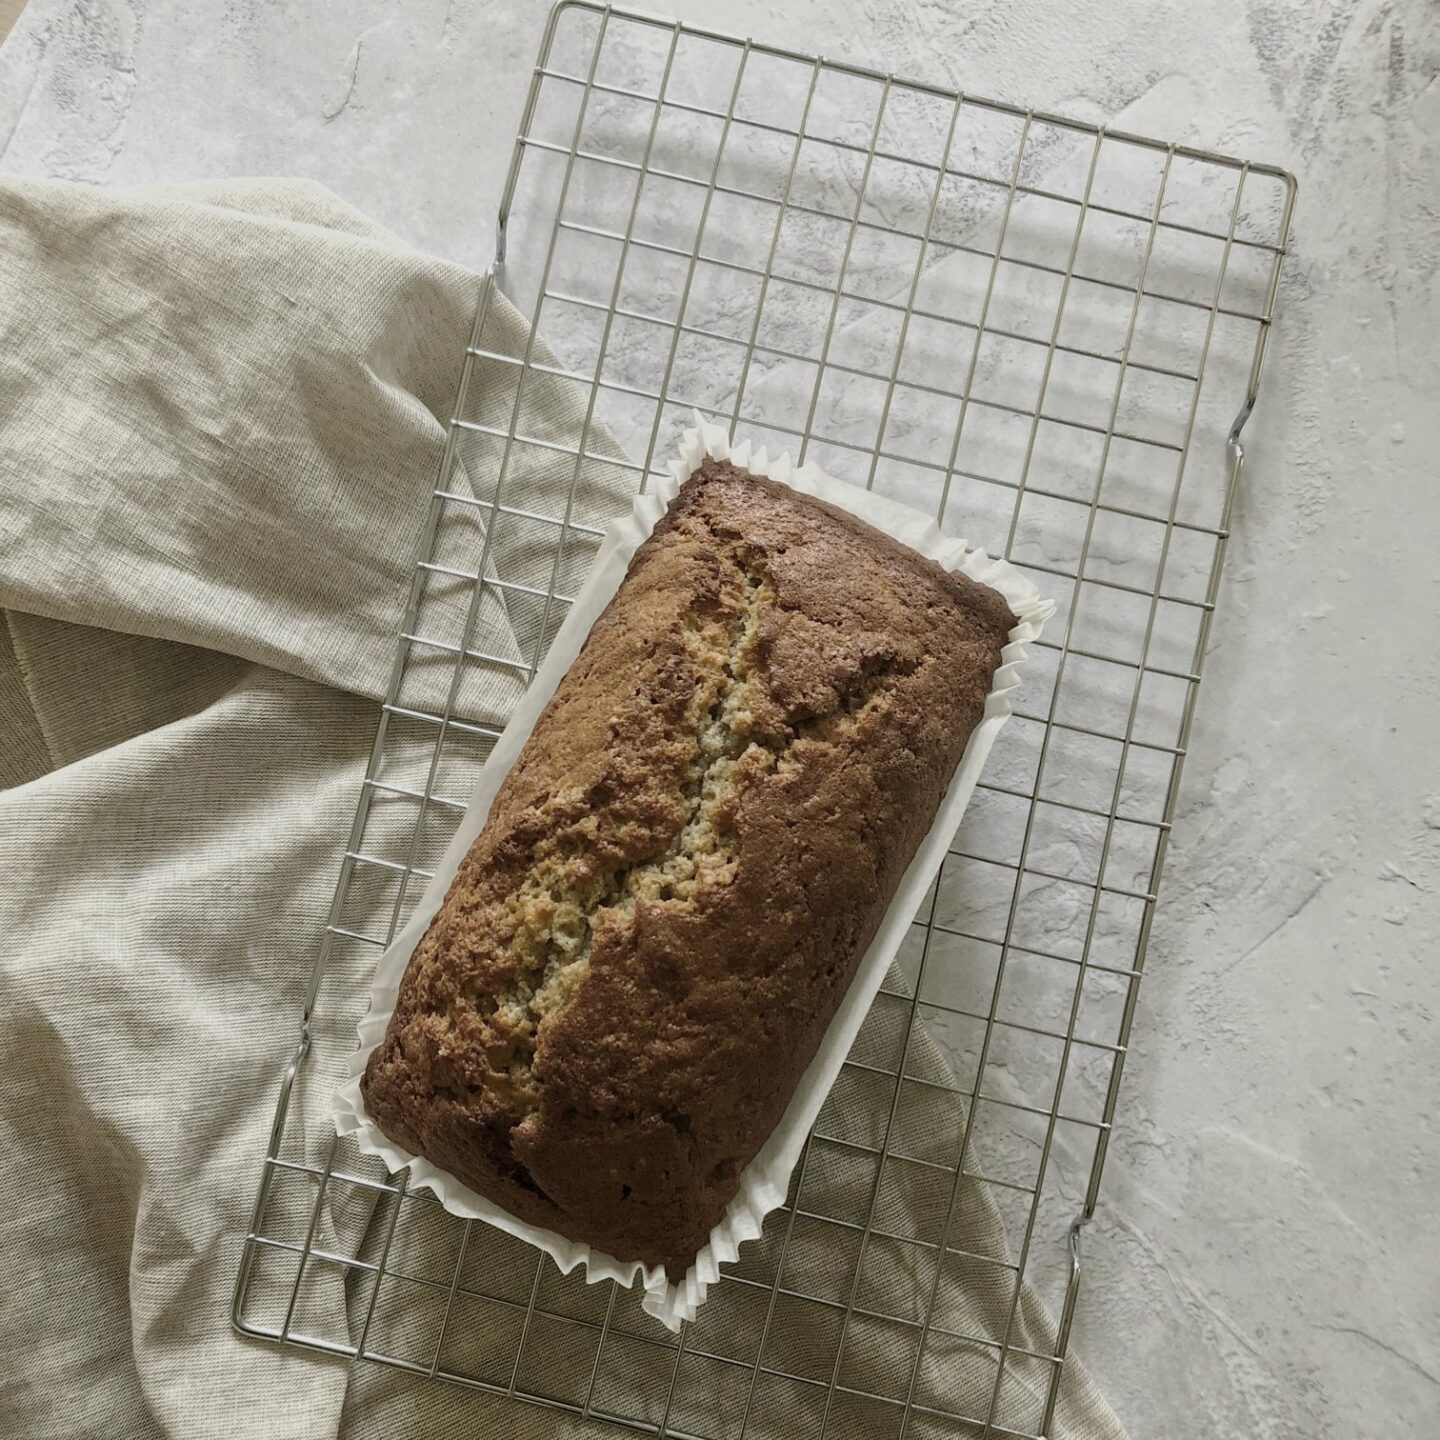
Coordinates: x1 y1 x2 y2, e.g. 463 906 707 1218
2 1 1436 1436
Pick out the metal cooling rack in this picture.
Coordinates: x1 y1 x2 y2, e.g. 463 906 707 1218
232 4 1296 1436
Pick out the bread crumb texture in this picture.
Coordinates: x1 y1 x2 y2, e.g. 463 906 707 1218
362 461 1015 1276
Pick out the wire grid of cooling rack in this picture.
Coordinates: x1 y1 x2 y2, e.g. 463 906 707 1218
232 4 1295 1436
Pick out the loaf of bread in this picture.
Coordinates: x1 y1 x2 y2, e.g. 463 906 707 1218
361 459 1016 1277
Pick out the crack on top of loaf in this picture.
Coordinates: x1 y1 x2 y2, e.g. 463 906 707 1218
469 540 765 1115
509 544 766 1078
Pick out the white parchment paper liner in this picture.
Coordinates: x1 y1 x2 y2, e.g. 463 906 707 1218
334 418 1054 1331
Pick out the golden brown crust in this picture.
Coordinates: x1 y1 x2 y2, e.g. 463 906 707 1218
361 460 1016 1277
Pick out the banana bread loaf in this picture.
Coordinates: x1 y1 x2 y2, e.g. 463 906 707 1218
361 459 1016 1278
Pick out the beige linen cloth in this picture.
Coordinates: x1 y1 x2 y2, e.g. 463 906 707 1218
0 176 1126 1440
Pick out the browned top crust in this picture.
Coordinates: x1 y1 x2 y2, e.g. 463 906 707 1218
361 459 1016 1277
